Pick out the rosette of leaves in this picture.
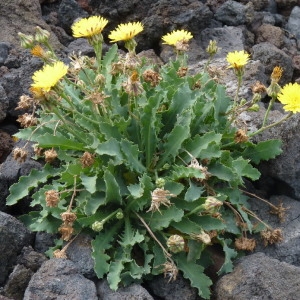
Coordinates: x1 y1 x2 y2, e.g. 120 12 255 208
7 42 282 299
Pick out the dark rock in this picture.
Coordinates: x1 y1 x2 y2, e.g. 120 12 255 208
287 6 300 40
34 231 57 253
57 0 88 34
252 42 294 84
65 233 95 278
214 252 300 300
23 258 98 300
0 130 14 164
0 212 34 286
97 280 154 300
215 0 252 26
3 264 33 300
146 274 199 300
0 43 11 66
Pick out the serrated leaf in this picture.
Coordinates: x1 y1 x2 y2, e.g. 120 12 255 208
119 218 144 248
184 181 204 202
37 133 85 150
232 157 261 181
104 168 122 204
185 132 222 160
170 165 206 181
208 162 235 181
217 238 238 275
80 174 97 194
242 139 282 164
142 206 184 231
84 191 106 215
175 252 212 299
96 138 123 165
188 215 226 231
120 139 146 173
6 164 60 206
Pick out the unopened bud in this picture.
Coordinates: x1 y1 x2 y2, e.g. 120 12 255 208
116 211 124 219
167 235 185 253
18 32 35 49
248 103 260 112
202 196 223 212
155 178 165 188
206 40 219 56
34 26 50 44
92 221 104 232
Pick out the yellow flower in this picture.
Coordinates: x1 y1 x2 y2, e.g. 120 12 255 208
161 30 193 46
31 61 68 92
277 82 300 113
71 16 108 38
226 50 250 70
108 22 144 42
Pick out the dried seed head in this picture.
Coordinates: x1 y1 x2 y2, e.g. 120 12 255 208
177 66 188 77
53 249 67 259
45 190 60 207
234 129 248 143
61 212 77 224
234 237 256 251
123 71 144 96
270 201 289 223
17 113 38 128
59 223 74 241
147 188 176 213
33 144 43 156
188 158 211 181
80 151 95 168
111 61 124 75
142 69 162 87
167 235 185 253
16 94 35 110
12 147 28 163
44 148 58 163
251 81 267 94
261 228 283 246
175 40 190 52
162 261 178 282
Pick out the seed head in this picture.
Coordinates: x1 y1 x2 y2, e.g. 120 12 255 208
61 212 77 225
147 188 175 213
58 223 74 241
234 237 256 251
44 148 58 163
12 147 28 163
80 151 95 168
167 235 185 253
45 190 60 207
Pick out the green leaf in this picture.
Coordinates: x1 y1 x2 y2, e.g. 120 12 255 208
158 110 192 168
96 138 123 165
104 168 122 204
37 133 85 150
188 215 226 231
140 95 161 167
84 191 106 215
120 139 146 173
232 157 261 181
170 165 206 181
185 181 204 202
6 164 60 206
171 217 203 234
80 174 97 194
142 206 184 231
242 139 282 164
175 252 213 299
185 132 222 160
217 238 238 275
208 162 235 181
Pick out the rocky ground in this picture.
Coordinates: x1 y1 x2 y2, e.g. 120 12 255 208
1 0 300 299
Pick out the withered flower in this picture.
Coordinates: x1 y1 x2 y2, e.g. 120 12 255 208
147 188 176 213
261 228 283 246
58 223 74 241
234 129 248 143
123 70 144 96
191 230 211 245
61 212 77 225
177 66 188 77
234 237 256 251
17 113 38 128
270 66 283 83
202 196 223 212
16 94 35 110
251 81 267 94
270 201 289 223
188 157 211 181
44 148 58 163
162 261 178 282
80 151 95 168
142 69 161 87
12 147 28 163
53 249 67 259
45 190 60 207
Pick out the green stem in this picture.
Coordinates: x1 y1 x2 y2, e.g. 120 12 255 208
262 97 275 127
249 111 293 137
184 205 204 218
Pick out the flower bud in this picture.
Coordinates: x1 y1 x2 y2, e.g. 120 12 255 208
202 196 223 212
155 178 165 188
92 221 104 232
248 103 260 112
34 26 50 44
18 32 35 49
167 235 185 253
116 211 124 219
206 40 219 56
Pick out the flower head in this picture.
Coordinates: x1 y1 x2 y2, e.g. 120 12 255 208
271 66 283 83
162 29 193 46
108 22 144 43
226 50 250 70
71 16 108 38
277 82 300 113
31 61 68 92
